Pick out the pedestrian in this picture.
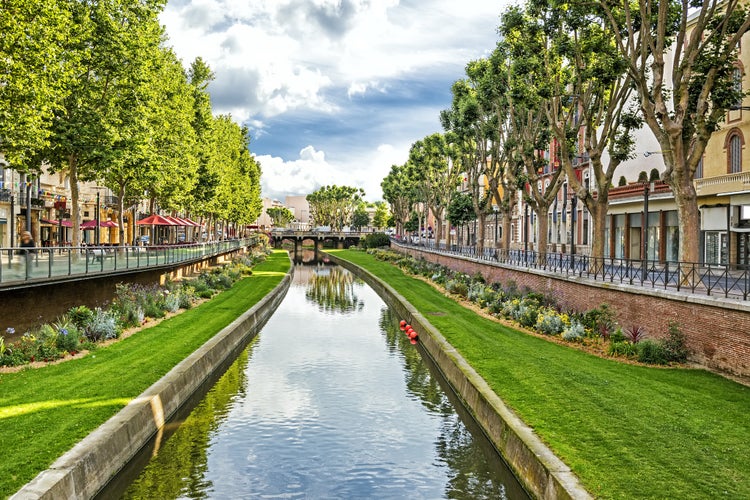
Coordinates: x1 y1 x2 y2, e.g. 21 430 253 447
17 231 36 270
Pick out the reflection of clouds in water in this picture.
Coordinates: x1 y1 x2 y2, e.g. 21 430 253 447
238 363 317 422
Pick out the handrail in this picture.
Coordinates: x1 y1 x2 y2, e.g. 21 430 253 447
393 238 750 301
0 238 255 286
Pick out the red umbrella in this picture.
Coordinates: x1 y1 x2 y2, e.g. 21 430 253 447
136 214 178 226
81 219 119 229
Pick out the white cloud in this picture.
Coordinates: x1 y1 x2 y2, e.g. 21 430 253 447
257 142 409 202
161 0 513 204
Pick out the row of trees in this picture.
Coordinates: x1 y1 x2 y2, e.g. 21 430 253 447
304 185 390 231
382 0 749 263
0 0 263 246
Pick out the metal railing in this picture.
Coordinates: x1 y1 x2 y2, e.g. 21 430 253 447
394 239 750 301
0 239 251 286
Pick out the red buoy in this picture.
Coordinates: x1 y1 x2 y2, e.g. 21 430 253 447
410 338 418 345
399 320 406 329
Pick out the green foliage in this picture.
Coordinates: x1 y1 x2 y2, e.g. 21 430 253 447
266 206 295 228
562 321 585 342
535 308 565 336
607 341 638 358
662 321 690 363
637 171 648 182
306 185 365 231
618 175 627 187
649 168 660 182
351 203 370 230
68 306 94 331
637 339 669 365
362 233 391 249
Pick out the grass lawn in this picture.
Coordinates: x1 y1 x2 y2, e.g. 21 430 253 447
331 249 750 500
0 250 290 498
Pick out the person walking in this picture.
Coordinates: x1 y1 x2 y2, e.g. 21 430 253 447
18 231 36 274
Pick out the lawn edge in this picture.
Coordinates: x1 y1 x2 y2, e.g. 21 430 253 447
329 251 591 500
10 257 294 500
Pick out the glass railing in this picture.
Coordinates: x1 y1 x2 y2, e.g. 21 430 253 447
0 239 252 286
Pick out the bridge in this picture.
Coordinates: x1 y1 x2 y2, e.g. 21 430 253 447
268 230 364 253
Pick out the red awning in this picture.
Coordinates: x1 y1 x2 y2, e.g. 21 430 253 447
136 214 178 226
80 219 119 229
41 219 72 227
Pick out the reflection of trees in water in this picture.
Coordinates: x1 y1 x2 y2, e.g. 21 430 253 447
379 308 515 499
305 266 364 313
121 350 251 499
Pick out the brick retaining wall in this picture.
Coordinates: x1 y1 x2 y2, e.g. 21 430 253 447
398 245 750 379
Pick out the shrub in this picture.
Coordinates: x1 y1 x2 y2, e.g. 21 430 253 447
362 232 391 249
638 339 668 365
163 291 180 313
84 308 119 342
610 327 626 343
535 308 566 336
52 319 80 353
68 305 94 331
607 341 637 358
445 278 469 298
662 321 690 363
624 325 647 344
618 175 627 186
581 304 616 335
518 303 540 328
562 321 586 342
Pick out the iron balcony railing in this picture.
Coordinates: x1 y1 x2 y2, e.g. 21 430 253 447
0 238 252 286
395 238 750 301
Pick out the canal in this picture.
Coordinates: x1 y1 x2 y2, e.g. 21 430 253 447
99 263 529 499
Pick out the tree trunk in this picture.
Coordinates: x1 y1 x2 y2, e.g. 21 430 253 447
536 206 549 264
590 197 608 273
68 155 81 250
476 213 486 257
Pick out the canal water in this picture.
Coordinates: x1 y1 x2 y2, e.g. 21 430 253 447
101 264 528 499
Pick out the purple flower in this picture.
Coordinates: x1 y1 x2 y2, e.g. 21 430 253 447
5 327 14 335
60 329 68 336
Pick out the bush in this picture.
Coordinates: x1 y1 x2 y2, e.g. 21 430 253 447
535 308 566 336
637 339 668 365
662 321 690 363
68 305 94 331
518 303 540 328
84 308 120 342
581 304 616 336
52 319 80 353
362 232 391 249
562 321 586 342
608 341 637 358
445 278 469 298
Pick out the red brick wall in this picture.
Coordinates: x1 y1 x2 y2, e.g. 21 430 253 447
399 246 750 378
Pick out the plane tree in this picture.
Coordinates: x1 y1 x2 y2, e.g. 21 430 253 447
599 0 750 264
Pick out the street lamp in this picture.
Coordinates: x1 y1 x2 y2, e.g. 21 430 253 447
493 204 499 247
643 150 672 157
570 195 577 256
642 182 654 261
92 187 107 246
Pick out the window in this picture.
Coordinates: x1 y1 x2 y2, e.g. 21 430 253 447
695 156 703 179
729 134 742 173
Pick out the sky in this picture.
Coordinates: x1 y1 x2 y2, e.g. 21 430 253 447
159 0 514 202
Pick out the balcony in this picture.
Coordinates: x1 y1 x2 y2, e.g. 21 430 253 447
694 171 750 197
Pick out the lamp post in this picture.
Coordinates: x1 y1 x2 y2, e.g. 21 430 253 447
570 194 577 256
642 182 650 261
493 204 499 247
524 204 529 264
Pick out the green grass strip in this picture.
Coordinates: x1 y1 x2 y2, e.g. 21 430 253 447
0 250 290 498
331 249 750 500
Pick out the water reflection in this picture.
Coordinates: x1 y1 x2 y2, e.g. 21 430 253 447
305 265 364 314
110 265 528 499
120 351 251 499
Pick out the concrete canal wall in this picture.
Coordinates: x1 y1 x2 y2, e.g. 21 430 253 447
329 254 592 500
11 264 293 500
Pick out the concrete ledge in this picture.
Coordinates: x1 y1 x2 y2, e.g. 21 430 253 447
11 264 293 500
329 253 591 500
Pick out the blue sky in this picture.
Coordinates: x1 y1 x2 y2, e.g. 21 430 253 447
160 0 514 201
